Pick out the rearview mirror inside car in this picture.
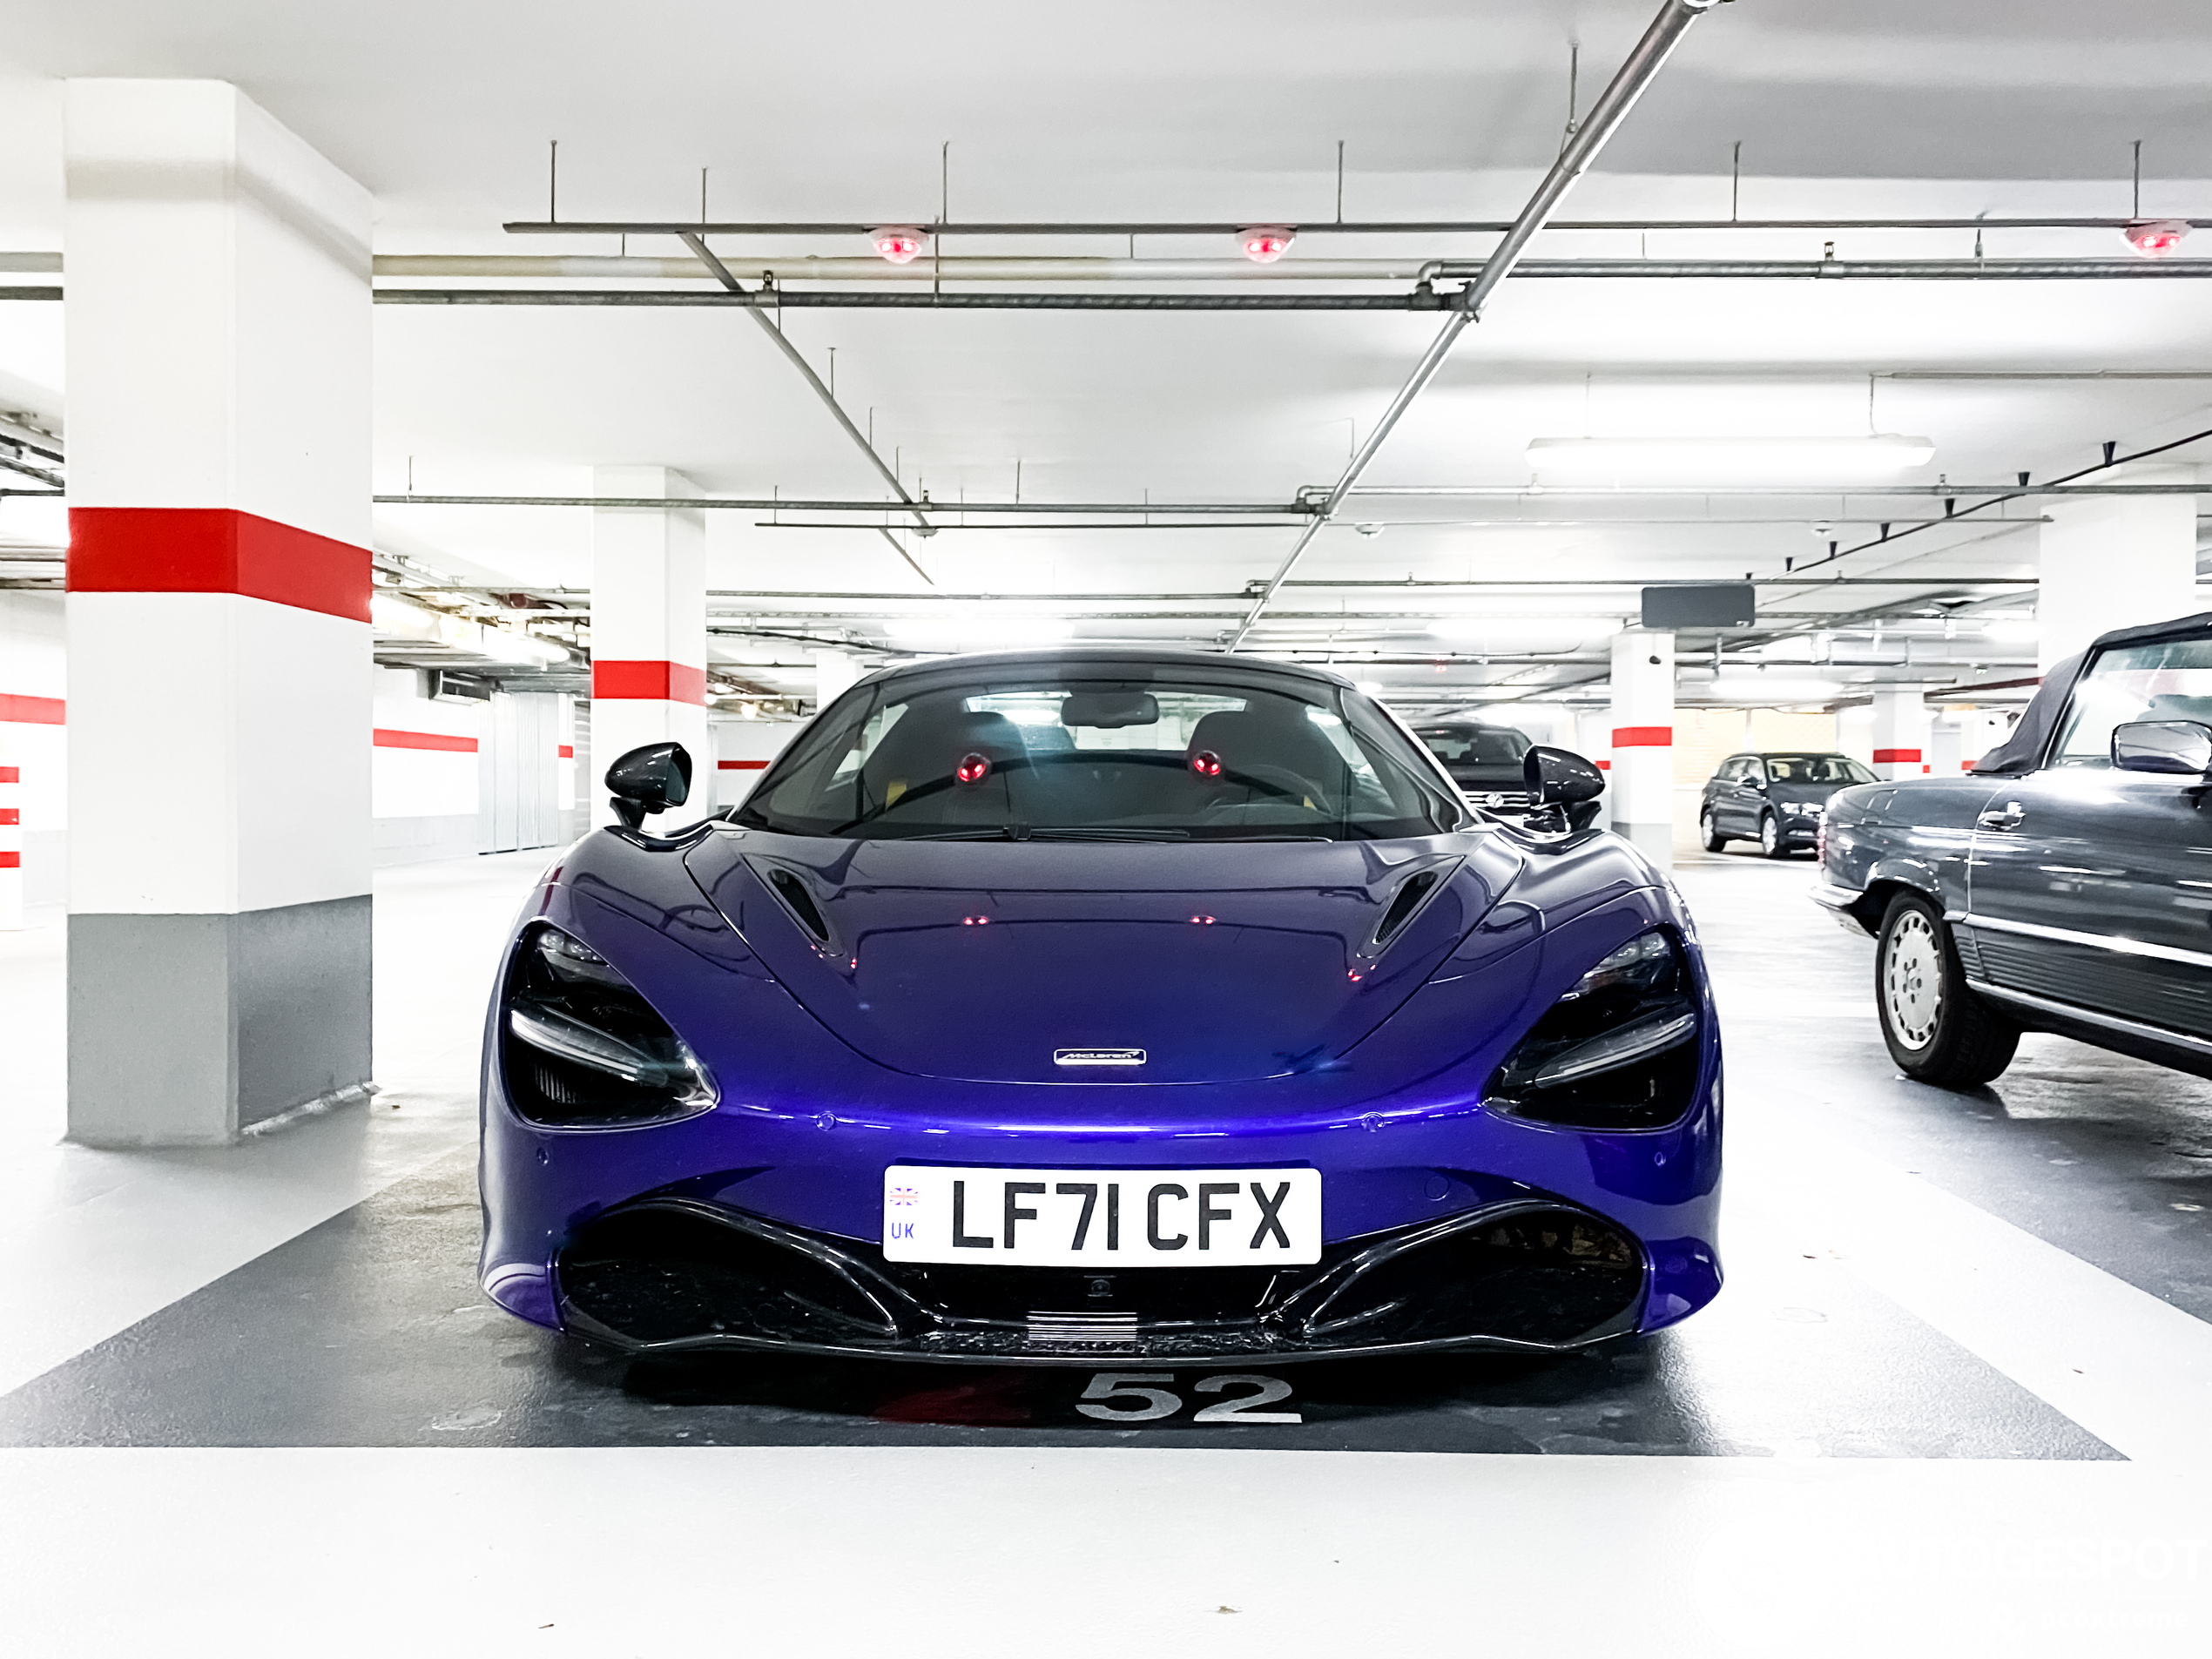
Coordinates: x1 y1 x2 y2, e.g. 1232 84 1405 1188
606 741 693 830
2112 720 2212 777
1060 691 1160 729
1524 745 1607 806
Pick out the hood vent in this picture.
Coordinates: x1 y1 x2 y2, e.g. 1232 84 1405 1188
1369 867 1443 954
767 867 833 943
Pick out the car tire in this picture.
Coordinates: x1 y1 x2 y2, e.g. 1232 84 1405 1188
1757 812 1789 859
1875 890 2020 1086
1701 808 1728 852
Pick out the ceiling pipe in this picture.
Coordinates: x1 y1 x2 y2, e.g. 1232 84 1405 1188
374 492 1312 516
1226 0 1728 651
362 259 2212 312
498 217 2212 239
678 231 936 586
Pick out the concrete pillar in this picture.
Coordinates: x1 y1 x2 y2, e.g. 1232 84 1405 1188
590 466 708 826
64 82 373 1145
1573 710 1614 831
1870 688 1933 781
1927 712 1966 780
2039 471 2201 671
1608 628 1674 867
813 648 860 709
0 729 19 931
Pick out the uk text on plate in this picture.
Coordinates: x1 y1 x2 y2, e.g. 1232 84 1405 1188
881 1164 1322 1265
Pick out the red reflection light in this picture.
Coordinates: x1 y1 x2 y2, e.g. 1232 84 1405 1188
1190 914 1216 925
872 226 928 264
1347 969 1364 982
962 914 990 926
1239 226 1294 264
955 752 990 784
1191 750 1222 778
2125 219 2190 258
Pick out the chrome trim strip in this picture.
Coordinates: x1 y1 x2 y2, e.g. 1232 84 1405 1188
1809 880 1864 911
1956 911 2212 971
1969 980 2212 1060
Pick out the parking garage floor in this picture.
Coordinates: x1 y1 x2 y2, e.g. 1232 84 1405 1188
5 846 2211 1652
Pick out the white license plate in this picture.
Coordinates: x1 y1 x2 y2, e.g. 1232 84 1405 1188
882 1165 1321 1266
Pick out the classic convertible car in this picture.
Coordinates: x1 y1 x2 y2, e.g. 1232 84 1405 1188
479 650 1722 1363
1817 611 2212 1086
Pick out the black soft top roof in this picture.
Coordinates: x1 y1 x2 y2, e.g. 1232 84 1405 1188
1973 610 2212 774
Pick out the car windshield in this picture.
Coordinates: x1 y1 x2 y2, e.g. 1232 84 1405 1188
2052 637 2212 767
1413 725 1530 765
1763 753 1875 785
735 668 1467 842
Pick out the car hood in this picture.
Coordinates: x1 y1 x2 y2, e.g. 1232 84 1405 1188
685 832 1522 1085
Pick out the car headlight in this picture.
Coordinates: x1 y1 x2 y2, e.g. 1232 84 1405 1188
1487 927 1701 1131
500 924 717 1128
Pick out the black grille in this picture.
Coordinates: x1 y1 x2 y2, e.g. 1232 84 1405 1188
554 1198 1645 1362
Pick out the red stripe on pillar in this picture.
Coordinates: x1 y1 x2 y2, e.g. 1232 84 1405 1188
718 759 770 771
0 694 65 725
1872 747 1923 764
558 745 575 759
0 766 18 783
593 660 707 704
373 728 480 753
0 852 18 869
68 508 371 624
1594 759 1612 771
0 808 17 826
1611 726 1673 747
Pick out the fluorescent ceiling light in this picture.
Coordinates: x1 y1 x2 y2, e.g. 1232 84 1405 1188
1705 677 1843 703
1527 435 1936 485
887 616 1075 650
1980 617 2039 642
1430 616 1622 645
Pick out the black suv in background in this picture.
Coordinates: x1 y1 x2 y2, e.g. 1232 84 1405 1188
1410 719 1535 807
1817 611 2212 1088
1701 752 1877 858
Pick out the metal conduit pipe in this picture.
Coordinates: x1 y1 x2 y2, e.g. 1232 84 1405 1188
374 493 1313 516
498 217 2212 239
678 231 937 585
1226 0 1727 651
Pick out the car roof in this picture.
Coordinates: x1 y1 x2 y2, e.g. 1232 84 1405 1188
853 646 1357 695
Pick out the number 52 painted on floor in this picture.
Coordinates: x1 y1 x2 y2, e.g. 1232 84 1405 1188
1076 1372 1301 1424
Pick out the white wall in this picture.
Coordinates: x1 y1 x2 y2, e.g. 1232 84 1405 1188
372 667 484 867
0 592 67 910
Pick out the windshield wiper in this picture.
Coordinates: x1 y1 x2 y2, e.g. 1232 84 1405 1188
1024 826 1191 842
894 827 1021 840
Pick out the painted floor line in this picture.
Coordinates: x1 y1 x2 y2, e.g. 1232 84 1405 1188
1735 1136 2212 1466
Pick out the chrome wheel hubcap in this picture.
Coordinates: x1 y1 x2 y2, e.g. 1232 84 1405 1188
1885 912 1943 1049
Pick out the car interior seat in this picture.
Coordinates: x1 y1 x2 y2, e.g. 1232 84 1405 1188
1185 702 1346 806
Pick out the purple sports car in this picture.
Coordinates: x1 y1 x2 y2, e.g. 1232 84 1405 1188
479 650 1722 1363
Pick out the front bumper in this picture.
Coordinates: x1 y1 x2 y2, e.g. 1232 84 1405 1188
552 1195 1649 1366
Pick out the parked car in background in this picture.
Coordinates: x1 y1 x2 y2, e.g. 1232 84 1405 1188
1701 752 1877 858
1410 719 1536 807
1815 611 2212 1086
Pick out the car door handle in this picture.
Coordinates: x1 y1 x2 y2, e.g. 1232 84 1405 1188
1977 801 2026 831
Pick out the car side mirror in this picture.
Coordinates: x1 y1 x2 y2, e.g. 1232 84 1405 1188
1524 745 1606 806
2112 720 2212 776
606 741 693 830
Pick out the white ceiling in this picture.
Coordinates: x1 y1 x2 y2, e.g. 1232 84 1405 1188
3 1 2211 704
